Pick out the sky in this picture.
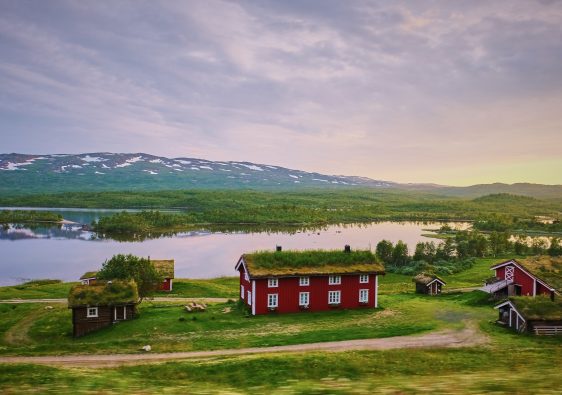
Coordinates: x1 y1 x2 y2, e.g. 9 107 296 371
0 0 561 186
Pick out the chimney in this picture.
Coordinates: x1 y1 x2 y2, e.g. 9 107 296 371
344 245 351 253
276 245 282 252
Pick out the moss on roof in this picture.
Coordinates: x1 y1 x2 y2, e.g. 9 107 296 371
243 250 384 277
151 259 174 278
413 273 446 285
509 296 562 321
80 271 98 280
518 256 562 292
68 280 138 307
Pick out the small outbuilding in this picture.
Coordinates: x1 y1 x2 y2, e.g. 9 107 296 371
495 296 562 335
80 271 98 285
150 259 175 291
68 280 138 337
413 273 446 295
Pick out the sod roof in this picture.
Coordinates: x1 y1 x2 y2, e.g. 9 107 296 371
413 273 446 285
517 256 562 292
242 250 384 278
508 296 562 321
151 259 174 278
68 280 138 308
80 271 98 280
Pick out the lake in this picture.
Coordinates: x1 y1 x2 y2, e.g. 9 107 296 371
0 208 469 285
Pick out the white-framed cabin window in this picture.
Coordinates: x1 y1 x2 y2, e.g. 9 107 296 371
267 293 278 308
328 275 341 285
299 292 310 306
268 278 278 288
299 276 310 286
244 271 250 282
241 285 245 299
87 307 98 318
328 290 341 304
248 291 252 305
359 274 369 283
359 289 369 303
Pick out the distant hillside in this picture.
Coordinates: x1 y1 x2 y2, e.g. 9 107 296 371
402 183 562 200
472 193 538 203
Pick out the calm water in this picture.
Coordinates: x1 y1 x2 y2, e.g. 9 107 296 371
0 208 469 285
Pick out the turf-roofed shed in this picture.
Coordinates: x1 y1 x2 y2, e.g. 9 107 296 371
79 270 98 285
150 259 175 291
517 256 562 293
413 273 446 295
242 250 385 278
68 280 139 337
495 296 562 335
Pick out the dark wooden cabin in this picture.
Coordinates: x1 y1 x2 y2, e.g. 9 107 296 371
413 273 446 295
495 296 562 335
68 280 138 337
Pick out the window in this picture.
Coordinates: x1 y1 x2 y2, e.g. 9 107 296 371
268 278 278 288
328 290 341 304
328 275 341 285
244 271 250 282
248 291 252 306
299 292 310 306
241 285 245 299
268 293 278 308
87 307 98 318
299 277 310 286
359 274 369 283
359 289 369 303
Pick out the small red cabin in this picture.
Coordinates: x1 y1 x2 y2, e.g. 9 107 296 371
150 259 175 291
235 248 385 316
487 257 559 298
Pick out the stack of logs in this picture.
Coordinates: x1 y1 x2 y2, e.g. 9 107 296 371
184 302 207 312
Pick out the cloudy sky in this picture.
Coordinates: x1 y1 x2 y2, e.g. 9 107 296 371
1 0 561 185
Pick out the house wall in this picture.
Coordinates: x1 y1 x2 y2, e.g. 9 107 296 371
496 263 551 297
72 304 136 337
415 282 428 294
238 264 252 308
159 278 172 291
251 274 378 315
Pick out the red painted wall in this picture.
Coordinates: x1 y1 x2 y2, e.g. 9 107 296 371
248 274 378 315
159 278 172 291
238 264 252 308
496 263 552 297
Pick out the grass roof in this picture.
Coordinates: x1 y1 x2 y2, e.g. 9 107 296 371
243 250 384 277
413 273 445 285
517 256 562 292
151 259 174 278
68 280 138 308
80 271 98 280
509 296 562 321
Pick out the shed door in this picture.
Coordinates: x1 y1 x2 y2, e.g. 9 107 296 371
114 306 127 321
505 266 514 282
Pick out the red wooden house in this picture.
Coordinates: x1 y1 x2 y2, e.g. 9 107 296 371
150 259 175 291
235 247 385 316
487 257 560 299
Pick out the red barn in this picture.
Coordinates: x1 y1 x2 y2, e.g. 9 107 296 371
487 257 560 298
235 248 385 315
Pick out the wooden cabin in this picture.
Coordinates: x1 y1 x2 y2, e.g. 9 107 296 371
80 271 98 285
235 247 385 315
150 259 175 291
495 296 562 335
68 280 138 337
487 257 560 299
413 273 446 295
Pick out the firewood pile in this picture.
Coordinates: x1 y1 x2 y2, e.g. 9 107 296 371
184 302 207 312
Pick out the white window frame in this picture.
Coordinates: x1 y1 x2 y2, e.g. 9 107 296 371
241 285 245 299
268 293 278 308
329 275 341 285
87 307 98 318
328 290 341 304
244 271 250 282
299 276 310 286
248 291 252 306
359 274 369 284
268 278 278 288
359 289 369 303
299 292 310 306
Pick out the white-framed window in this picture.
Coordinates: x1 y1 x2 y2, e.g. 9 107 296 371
248 291 252 306
329 275 341 285
268 293 278 308
359 289 369 303
299 276 310 286
328 290 341 304
268 278 278 288
299 292 310 306
359 274 369 283
244 271 250 282
241 285 245 299
87 307 98 318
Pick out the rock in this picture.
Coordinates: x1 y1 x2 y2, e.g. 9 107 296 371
141 345 151 352
221 307 232 314
44 306 54 310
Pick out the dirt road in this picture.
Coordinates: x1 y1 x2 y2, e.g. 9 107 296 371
0 324 488 368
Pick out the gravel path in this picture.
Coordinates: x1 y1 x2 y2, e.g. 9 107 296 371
0 323 488 368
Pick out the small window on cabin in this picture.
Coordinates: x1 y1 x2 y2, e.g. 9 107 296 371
328 290 341 304
241 285 245 299
299 277 310 286
87 307 98 318
268 293 278 308
359 289 369 303
359 274 369 283
328 275 341 285
244 271 250 282
268 278 278 288
299 292 310 306
248 291 252 305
